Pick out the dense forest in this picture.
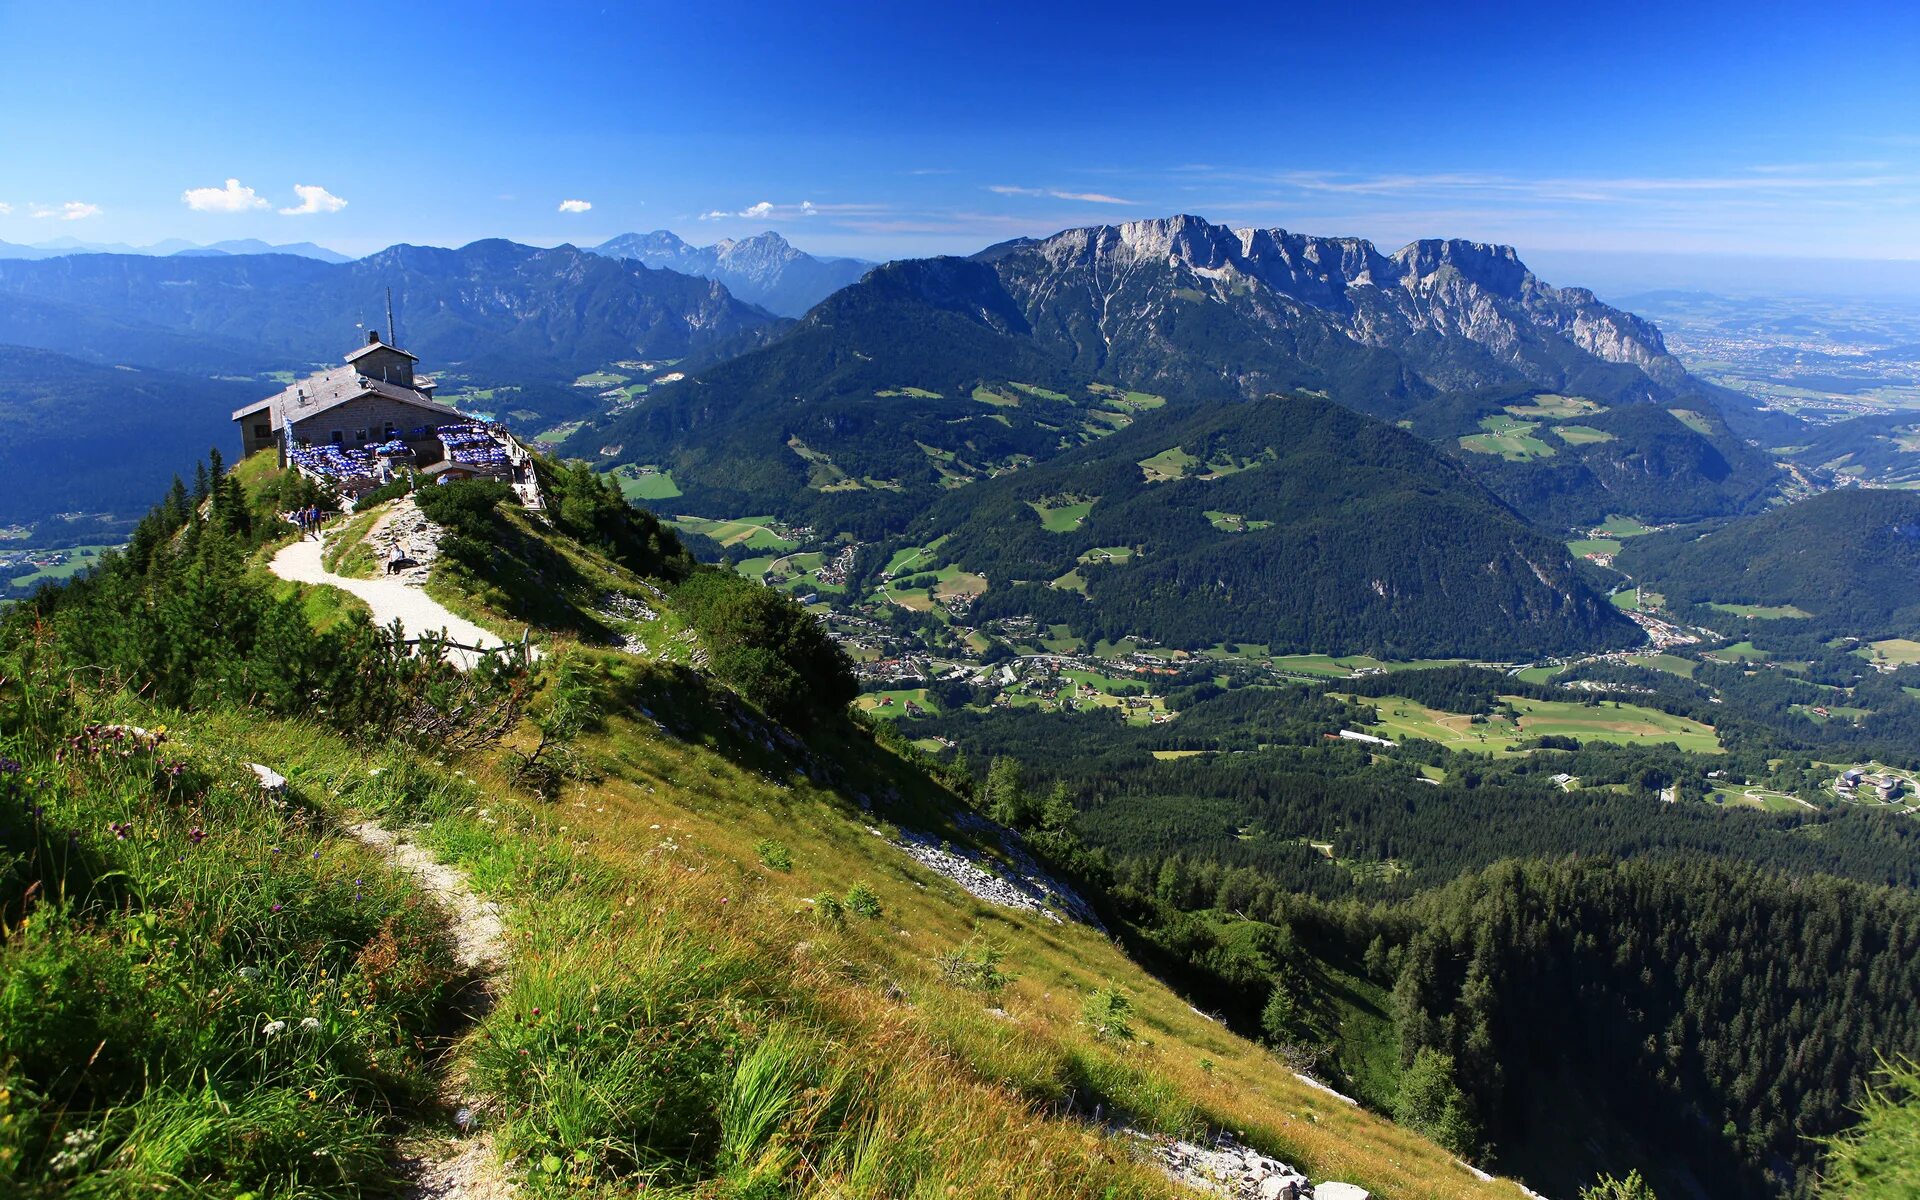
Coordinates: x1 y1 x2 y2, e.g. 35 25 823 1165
1619 488 1920 639
925 396 1635 657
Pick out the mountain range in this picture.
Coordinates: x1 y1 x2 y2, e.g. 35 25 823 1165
0 236 352 262
591 229 871 316
0 239 778 381
577 214 1784 526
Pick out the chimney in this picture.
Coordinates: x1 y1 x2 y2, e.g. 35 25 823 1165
367 329 382 346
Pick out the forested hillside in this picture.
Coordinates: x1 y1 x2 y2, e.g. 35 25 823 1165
0 344 259 533
1620 488 1920 637
917 395 1636 657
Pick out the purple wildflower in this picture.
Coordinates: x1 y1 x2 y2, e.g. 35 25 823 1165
188 827 206 845
0 757 21 775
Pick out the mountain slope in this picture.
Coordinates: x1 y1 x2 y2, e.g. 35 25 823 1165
1405 385 1785 527
0 240 778 379
921 395 1637 658
593 229 872 316
0 344 261 532
1619 487 1920 635
577 216 1740 537
974 214 1690 415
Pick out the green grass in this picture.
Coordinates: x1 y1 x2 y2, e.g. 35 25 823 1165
1505 394 1603 420
1859 638 1920 668
1458 415 1557 461
971 385 1021 408
1138 447 1200 482
1708 601 1814 619
573 370 630 388
671 515 796 551
0 692 468 1199
1009 382 1069 401
876 386 943 399
1595 515 1656 538
855 688 939 718
1204 510 1274 533
1340 694 1721 756
611 464 683 501
1568 538 1623 558
1668 408 1715 435
1554 424 1616 445
3 544 116 587
1628 652 1699 678
1712 641 1771 662
1077 545 1136 564
1029 497 1094 532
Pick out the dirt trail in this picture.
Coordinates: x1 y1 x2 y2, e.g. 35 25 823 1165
270 531 511 672
346 820 515 1199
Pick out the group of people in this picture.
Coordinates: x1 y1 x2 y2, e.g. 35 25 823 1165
290 504 327 540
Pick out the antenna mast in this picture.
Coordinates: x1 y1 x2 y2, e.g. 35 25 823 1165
385 287 396 346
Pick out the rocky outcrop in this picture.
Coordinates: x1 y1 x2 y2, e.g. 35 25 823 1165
976 214 1688 403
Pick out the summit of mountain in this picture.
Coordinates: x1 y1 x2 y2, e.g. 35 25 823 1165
592 228 873 316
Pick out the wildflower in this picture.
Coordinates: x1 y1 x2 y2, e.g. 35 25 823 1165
0 758 20 775
271 904 284 913
263 1019 288 1038
238 966 262 981
188 827 206 845
109 821 133 840
454 1106 475 1131
300 1017 321 1033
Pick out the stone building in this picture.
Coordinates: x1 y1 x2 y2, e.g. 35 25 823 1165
232 332 466 461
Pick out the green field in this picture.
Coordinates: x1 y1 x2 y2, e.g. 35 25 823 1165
611 464 682 501
1138 446 1200 481
533 421 585 445
875 386 943 398
1628 652 1699 678
1009 381 1069 401
1341 693 1721 756
4 544 115 587
1710 787 1812 813
1077 545 1136 564
1711 641 1771 662
1708 601 1814 619
573 370 630 388
883 535 950 577
1568 537 1623 558
1205 510 1274 533
1668 408 1715 435
855 688 938 719
1506 393 1604 419
1860 638 1920 668
971 385 1021 407
670 514 795 551
1029 497 1094 531
1555 424 1617 445
1595 515 1656 537
1610 587 1663 611
1459 414 1557 461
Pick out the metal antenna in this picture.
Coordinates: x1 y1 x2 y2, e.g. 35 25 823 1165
385 287 396 346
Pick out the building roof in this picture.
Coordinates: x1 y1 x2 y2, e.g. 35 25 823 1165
232 363 465 425
345 339 420 365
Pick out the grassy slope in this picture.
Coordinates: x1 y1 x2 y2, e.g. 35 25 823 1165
251 502 1525 1197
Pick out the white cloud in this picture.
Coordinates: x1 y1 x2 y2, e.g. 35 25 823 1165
698 200 819 222
989 185 1137 205
0 202 11 216
32 201 101 220
558 198 593 213
183 178 268 213
280 184 347 215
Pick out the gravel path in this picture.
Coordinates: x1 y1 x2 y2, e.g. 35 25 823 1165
270 534 510 672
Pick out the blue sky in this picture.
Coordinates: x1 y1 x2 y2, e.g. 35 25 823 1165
3 0 1917 271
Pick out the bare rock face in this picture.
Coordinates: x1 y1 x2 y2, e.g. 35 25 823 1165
978 214 1687 402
